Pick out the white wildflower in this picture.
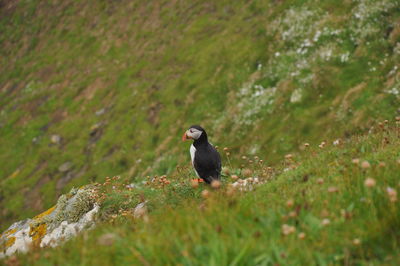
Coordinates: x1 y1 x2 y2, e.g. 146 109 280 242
290 89 302 103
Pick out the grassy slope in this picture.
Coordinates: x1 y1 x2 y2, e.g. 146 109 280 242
16 121 400 265
0 0 399 247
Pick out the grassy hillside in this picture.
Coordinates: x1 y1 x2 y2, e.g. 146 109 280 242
0 0 399 246
12 119 400 265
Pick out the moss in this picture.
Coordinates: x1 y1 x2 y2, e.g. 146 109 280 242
63 188 96 223
44 194 68 228
38 187 97 231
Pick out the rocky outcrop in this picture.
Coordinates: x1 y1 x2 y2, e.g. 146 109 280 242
0 186 99 258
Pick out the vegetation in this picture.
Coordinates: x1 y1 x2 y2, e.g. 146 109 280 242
11 119 400 265
1 0 400 264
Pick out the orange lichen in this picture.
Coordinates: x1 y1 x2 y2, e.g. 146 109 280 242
29 223 47 246
5 236 16 248
4 228 17 237
8 169 20 179
33 206 56 220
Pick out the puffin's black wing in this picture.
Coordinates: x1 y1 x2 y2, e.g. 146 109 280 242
193 144 221 184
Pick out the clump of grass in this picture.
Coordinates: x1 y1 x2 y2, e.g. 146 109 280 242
95 177 140 222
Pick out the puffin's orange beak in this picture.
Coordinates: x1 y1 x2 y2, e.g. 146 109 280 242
182 131 191 141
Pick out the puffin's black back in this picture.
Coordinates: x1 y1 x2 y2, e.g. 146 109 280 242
193 144 221 183
191 126 221 184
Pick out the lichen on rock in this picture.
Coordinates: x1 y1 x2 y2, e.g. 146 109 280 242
43 186 97 231
29 223 47 246
5 237 15 248
40 204 99 248
0 186 99 258
0 219 32 258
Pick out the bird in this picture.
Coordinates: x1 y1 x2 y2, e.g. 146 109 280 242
182 125 222 184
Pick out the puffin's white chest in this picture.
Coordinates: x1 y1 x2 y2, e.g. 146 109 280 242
189 144 200 177
190 144 196 165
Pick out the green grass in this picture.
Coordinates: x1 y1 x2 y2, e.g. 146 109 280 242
1 0 400 263
12 119 400 265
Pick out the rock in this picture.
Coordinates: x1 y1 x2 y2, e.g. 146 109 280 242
133 202 147 218
232 177 264 191
0 219 32 258
90 123 102 133
89 123 103 143
95 108 105 116
0 185 148 258
58 162 72 172
50 134 61 144
0 186 98 258
40 205 99 248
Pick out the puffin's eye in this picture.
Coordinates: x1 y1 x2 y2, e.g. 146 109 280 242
189 129 193 133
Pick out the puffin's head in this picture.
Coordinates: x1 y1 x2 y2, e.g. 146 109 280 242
182 125 206 141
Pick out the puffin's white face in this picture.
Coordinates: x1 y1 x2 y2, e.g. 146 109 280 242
182 127 203 141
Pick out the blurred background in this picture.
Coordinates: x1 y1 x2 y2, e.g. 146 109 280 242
0 0 399 230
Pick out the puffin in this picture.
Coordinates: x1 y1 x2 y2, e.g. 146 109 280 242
182 125 222 184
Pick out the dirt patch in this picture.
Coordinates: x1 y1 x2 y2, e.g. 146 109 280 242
0 81 12 94
51 109 68 124
56 166 88 191
328 82 366 122
21 161 49 212
332 82 366 109
0 0 19 17
147 102 163 126
155 135 173 156
0 82 24 98
37 66 56 83
385 74 399 89
75 78 104 102
24 175 52 212
16 95 50 126
389 19 400 45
